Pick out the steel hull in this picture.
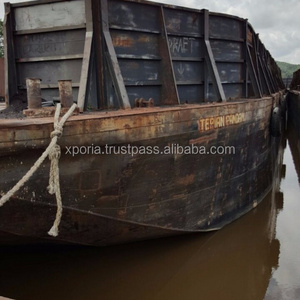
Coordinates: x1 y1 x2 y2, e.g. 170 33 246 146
0 96 284 246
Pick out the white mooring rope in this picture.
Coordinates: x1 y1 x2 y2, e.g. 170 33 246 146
0 103 77 237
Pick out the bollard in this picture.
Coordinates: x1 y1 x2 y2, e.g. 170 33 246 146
135 98 155 107
58 80 73 108
26 78 42 109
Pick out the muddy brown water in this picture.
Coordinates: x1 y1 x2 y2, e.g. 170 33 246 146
0 125 299 300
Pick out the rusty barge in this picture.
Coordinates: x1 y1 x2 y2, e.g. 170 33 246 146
287 69 300 183
0 0 285 246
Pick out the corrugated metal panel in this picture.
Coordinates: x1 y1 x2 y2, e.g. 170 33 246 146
4 0 284 110
10 0 87 103
107 0 162 106
164 7 204 104
14 1 86 31
209 15 244 100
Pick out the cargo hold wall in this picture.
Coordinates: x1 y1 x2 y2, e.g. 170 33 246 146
4 0 284 111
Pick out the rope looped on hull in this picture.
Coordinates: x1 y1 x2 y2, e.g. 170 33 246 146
0 103 77 237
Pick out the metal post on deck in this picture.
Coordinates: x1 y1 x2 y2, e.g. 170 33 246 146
26 78 42 109
203 10 226 102
58 80 73 107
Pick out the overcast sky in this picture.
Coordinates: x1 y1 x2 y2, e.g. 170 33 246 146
1 0 299 64
159 0 300 65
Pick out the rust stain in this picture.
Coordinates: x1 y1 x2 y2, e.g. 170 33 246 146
112 36 133 48
138 36 151 43
176 174 195 186
97 195 119 204
23 106 79 118
247 29 253 44
189 131 218 145
148 203 156 210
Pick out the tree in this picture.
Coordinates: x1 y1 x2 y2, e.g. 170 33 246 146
0 19 3 57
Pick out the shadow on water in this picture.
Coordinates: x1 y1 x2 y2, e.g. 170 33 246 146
2 122 300 300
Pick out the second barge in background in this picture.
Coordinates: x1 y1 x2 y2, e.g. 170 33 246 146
287 69 300 183
0 0 285 246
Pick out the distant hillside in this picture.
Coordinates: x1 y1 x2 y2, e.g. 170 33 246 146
276 61 300 79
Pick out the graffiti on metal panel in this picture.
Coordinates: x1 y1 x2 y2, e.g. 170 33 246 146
168 37 195 55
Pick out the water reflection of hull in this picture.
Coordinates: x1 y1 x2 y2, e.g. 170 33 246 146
0 98 284 246
0 142 284 300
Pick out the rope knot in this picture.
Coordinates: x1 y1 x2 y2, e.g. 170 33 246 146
48 144 61 161
50 124 63 138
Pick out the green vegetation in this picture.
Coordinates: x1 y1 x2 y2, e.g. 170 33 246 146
276 61 300 79
0 19 3 57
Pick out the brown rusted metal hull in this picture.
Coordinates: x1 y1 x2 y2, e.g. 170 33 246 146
0 95 285 246
288 91 300 136
287 90 300 183
0 0 285 246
